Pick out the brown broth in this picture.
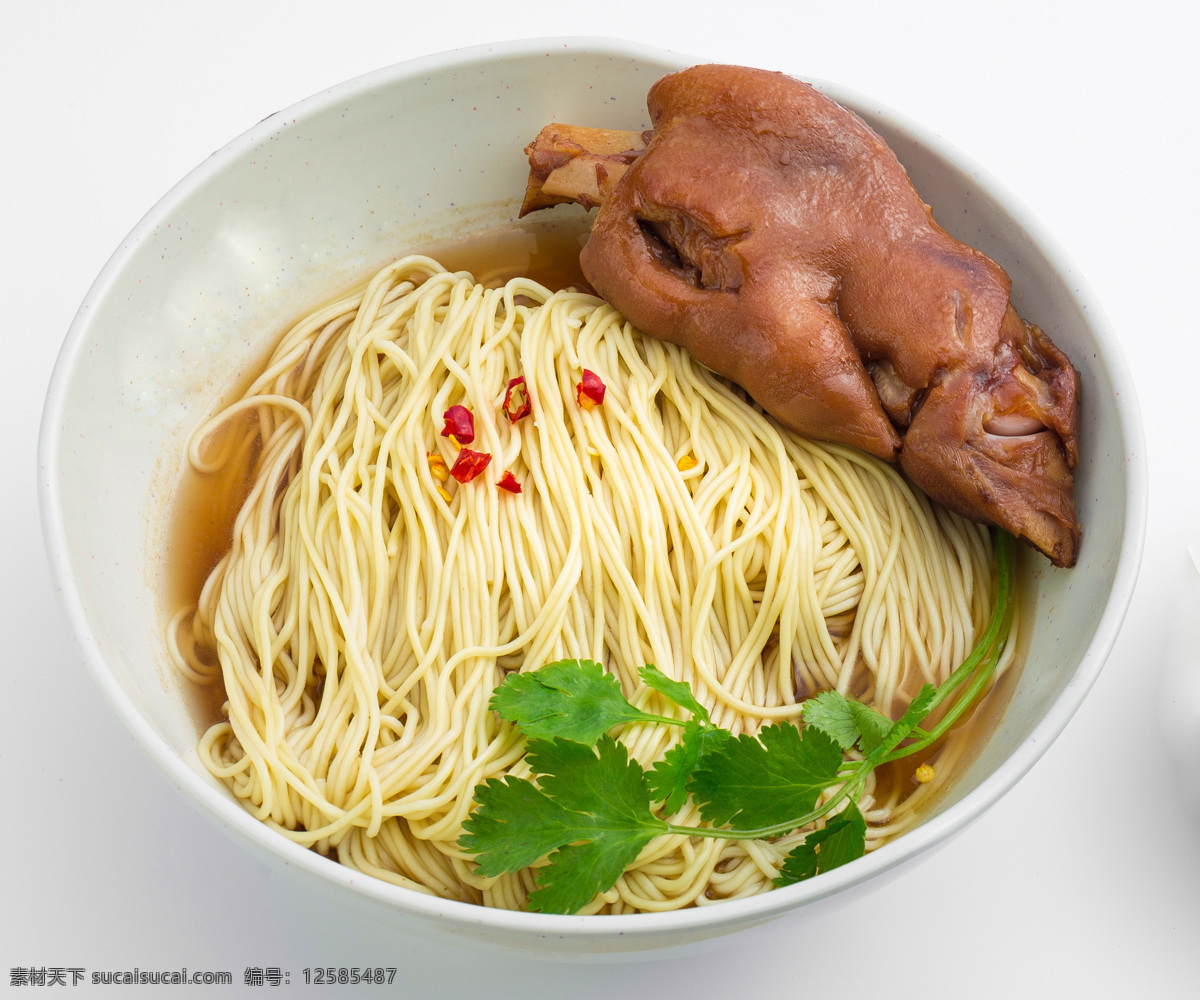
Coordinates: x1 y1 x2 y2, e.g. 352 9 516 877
422 215 594 292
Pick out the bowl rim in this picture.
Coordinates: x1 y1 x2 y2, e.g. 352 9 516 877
37 34 1148 943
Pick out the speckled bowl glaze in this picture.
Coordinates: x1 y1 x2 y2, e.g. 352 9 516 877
39 38 1145 957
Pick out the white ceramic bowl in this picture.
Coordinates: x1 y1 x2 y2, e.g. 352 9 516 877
38 37 1146 957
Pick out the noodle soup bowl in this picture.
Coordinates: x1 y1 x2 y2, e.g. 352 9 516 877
39 38 1145 956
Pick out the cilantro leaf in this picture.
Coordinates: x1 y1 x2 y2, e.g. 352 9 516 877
461 736 667 913
851 701 898 755
525 736 668 914
489 659 664 744
459 775 583 877
774 801 867 886
690 723 843 831
646 722 732 814
638 664 710 722
525 736 649 816
802 690 894 754
529 834 652 914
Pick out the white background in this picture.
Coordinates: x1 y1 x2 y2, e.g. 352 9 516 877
4 1 1198 996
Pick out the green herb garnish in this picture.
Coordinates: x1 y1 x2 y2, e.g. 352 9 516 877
460 529 1016 913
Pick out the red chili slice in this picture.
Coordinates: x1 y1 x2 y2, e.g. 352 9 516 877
450 448 492 483
496 471 522 494
502 376 532 422
440 404 475 443
576 369 606 408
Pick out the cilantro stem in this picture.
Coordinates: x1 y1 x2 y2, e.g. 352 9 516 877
876 529 1015 764
636 714 691 730
662 779 863 842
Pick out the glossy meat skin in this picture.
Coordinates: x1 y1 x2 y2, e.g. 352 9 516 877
523 65 1080 566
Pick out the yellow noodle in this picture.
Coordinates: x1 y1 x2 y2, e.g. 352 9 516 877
173 256 1016 913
